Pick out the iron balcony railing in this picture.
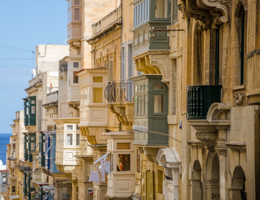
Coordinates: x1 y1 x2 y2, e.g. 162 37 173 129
104 81 135 103
186 85 222 119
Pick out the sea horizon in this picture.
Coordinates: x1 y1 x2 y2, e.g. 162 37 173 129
0 133 12 165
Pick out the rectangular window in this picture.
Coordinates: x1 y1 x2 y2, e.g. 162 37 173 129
128 44 133 78
137 5 139 25
76 134 80 145
93 88 103 103
73 76 79 83
75 0 79 5
12 186 15 193
137 150 140 173
67 134 73 145
74 8 80 20
93 77 103 83
139 4 142 24
67 125 73 130
73 62 79 68
142 2 145 22
31 106 35 114
134 7 136 26
158 170 163 193
117 154 130 171
121 46 125 81
154 95 164 113
155 0 168 18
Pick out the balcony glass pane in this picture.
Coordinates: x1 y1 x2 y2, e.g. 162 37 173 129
76 134 80 146
31 106 35 114
67 125 73 130
93 88 103 103
67 134 73 145
154 95 164 113
73 62 79 68
155 0 168 18
117 154 130 171
31 142 35 151
146 0 149 20
74 8 80 20
93 76 103 83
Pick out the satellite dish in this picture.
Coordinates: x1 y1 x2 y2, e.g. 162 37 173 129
31 69 36 78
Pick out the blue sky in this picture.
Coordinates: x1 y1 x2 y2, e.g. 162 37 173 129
0 1 67 133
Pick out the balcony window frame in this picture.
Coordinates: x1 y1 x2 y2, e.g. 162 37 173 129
92 87 104 104
67 134 73 146
76 134 80 146
151 0 171 21
134 0 150 28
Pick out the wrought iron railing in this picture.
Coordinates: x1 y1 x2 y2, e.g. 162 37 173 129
104 81 135 103
186 85 222 119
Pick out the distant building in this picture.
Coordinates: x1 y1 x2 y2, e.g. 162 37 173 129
0 160 8 200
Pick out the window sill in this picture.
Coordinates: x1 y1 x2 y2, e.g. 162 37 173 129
233 85 245 91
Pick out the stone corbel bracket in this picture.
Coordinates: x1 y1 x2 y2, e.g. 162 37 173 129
134 52 170 83
179 0 228 29
193 125 218 152
191 103 231 152
69 41 81 51
233 93 245 106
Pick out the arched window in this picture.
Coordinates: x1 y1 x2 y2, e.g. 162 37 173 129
194 23 204 85
235 2 246 85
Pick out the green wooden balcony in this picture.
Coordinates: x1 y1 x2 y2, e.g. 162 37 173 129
186 85 222 120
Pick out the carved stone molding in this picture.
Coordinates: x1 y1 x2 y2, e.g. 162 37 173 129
178 0 229 29
233 93 245 106
226 142 246 153
187 140 205 149
196 132 217 152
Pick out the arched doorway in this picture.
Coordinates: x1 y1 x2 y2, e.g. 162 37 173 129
191 160 203 200
231 166 246 200
204 152 220 200
210 154 220 199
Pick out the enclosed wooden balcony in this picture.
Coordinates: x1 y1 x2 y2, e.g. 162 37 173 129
133 0 171 56
186 85 222 120
104 81 135 129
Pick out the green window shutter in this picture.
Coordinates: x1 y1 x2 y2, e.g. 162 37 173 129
39 133 45 167
172 0 178 24
24 135 28 161
23 173 27 196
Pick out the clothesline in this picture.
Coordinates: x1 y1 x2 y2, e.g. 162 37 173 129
93 152 110 164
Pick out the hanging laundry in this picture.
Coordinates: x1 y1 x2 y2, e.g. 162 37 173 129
89 170 100 182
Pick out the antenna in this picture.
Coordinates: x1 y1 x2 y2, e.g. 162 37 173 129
31 69 36 78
